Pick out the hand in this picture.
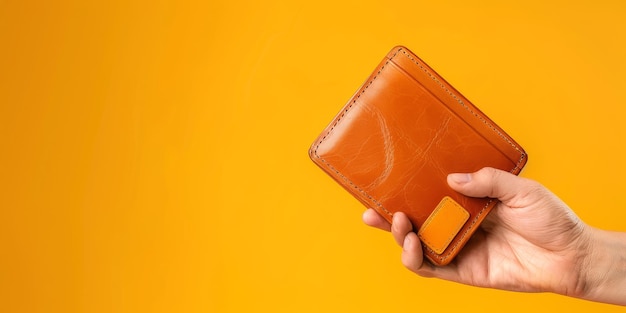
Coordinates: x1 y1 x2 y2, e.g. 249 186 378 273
363 167 626 305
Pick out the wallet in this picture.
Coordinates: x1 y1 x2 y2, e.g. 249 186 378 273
309 46 527 266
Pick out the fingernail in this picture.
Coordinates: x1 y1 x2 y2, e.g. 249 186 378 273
449 173 471 184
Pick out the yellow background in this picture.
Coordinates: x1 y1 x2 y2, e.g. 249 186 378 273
1 0 625 312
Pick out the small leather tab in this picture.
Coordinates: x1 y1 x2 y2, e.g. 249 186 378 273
418 196 469 254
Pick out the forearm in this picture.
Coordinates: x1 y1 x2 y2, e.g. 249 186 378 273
580 228 626 305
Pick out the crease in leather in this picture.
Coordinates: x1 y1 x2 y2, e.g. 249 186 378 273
362 105 394 190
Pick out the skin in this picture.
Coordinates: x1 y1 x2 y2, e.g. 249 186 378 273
363 167 626 306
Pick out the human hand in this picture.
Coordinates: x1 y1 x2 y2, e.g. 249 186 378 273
363 167 626 305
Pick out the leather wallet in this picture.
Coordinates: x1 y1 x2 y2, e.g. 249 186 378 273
309 46 527 266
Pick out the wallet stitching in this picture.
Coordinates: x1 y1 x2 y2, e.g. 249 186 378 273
396 48 527 172
314 47 525 262
313 61 395 218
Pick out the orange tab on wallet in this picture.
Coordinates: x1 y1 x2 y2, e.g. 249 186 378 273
309 46 527 265
418 196 470 254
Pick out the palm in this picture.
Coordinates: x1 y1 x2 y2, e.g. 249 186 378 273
421 196 585 295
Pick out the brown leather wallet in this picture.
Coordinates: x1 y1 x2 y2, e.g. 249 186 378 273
309 46 527 266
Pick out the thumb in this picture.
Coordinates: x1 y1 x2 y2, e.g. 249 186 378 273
447 167 527 202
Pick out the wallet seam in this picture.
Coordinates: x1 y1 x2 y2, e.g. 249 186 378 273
313 46 524 262
313 60 395 218
395 48 526 172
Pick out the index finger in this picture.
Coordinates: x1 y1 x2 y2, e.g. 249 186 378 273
362 208 392 232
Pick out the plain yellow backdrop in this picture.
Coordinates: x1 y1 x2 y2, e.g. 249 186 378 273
1 0 625 312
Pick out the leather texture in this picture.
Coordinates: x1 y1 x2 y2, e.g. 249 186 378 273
309 46 527 266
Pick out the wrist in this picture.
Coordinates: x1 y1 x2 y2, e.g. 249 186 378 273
578 227 626 305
